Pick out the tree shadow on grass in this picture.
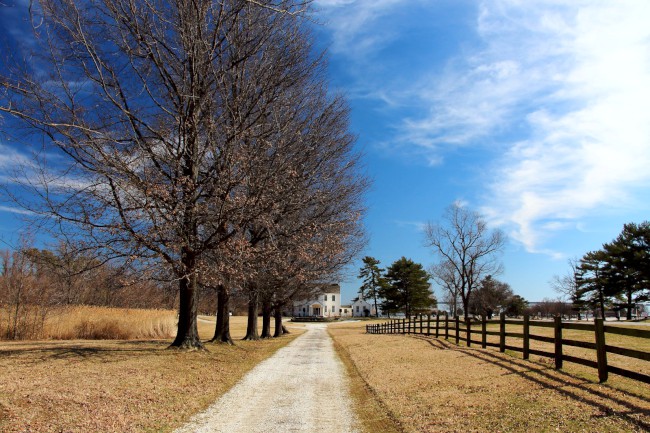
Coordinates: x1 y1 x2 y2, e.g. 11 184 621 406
409 334 649 431
0 340 171 364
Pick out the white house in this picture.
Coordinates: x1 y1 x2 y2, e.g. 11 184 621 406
351 295 381 317
339 305 353 318
292 284 341 318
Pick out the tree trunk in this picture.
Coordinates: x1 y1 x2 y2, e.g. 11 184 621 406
211 285 233 345
242 291 259 341
260 299 272 338
598 287 606 320
273 307 284 338
373 292 379 317
462 292 470 322
626 290 633 320
170 259 203 349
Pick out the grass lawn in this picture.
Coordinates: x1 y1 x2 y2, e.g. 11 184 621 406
0 315 303 432
330 319 649 433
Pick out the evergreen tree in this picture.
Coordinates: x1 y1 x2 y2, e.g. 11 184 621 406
469 276 512 319
575 250 611 319
381 257 435 317
505 295 529 317
602 222 650 319
358 256 386 318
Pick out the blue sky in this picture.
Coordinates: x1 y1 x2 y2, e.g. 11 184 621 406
1 1 650 305
311 0 650 303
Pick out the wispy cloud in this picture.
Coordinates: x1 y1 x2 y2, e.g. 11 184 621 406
473 1 650 254
324 0 650 255
0 205 32 215
394 220 426 232
315 0 409 59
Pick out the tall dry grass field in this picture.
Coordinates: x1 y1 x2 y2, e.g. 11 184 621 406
41 306 178 340
330 320 649 433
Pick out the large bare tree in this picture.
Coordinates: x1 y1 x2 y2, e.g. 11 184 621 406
425 203 505 320
0 0 346 349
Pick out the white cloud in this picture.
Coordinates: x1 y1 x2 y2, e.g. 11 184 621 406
314 0 411 58
372 1 650 255
394 220 426 232
0 205 32 215
474 1 650 254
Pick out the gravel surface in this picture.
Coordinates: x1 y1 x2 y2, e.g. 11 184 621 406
174 323 360 433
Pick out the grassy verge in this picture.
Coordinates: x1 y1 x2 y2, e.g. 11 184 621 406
329 323 403 433
329 320 649 433
0 315 302 432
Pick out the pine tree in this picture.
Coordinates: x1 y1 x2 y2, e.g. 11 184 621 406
382 257 435 318
358 256 385 318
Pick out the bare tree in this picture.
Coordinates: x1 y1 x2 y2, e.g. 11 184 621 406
551 257 580 301
0 0 347 349
430 260 462 317
425 203 505 321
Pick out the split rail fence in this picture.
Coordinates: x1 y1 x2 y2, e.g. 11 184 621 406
366 313 650 384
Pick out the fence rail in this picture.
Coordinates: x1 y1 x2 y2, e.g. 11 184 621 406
366 313 650 384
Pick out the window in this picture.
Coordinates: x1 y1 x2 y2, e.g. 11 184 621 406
325 305 328 312
324 295 328 301
332 295 336 301
356 306 359 312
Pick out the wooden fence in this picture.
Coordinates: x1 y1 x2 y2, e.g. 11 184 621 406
366 313 650 384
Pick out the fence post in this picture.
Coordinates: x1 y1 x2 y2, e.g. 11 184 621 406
594 318 608 382
427 314 431 336
420 314 424 334
435 312 440 338
481 315 487 349
455 315 460 345
499 312 506 352
523 314 530 360
445 312 449 340
402 318 406 334
554 315 563 369
466 318 471 347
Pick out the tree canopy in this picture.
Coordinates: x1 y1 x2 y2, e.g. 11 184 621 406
0 0 366 348
574 222 650 320
381 257 434 317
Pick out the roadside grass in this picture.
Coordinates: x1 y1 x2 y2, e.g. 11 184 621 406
330 324 403 433
1 305 177 340
0 315 303 432
329 320 649 433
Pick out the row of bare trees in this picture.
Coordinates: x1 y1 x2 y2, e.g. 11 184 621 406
1 1 366 348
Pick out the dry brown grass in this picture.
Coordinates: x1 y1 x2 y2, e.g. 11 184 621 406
331 328 403 433
0 315 303 432
46 306 178 340
1 305 178 340
330 320 650 433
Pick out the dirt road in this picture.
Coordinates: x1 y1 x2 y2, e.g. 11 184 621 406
174 323 359 433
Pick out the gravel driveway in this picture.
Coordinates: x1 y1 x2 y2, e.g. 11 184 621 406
174 323 360 433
